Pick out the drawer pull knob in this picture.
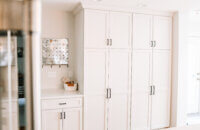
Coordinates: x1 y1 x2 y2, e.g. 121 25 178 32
59 103 67 105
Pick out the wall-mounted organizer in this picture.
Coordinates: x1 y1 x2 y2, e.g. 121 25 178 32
42 38 69 68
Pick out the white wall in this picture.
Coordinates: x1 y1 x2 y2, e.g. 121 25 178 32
41 5 75 90
171 11 189 127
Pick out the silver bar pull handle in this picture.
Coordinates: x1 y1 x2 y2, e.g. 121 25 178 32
106 88 109 99
154 41 156 47
110 39 112 46
60 112 63 119
107 39 110 46
150 86 153 95
59 103 67 105
64 112 66 119
109 88 111 99
150 41 154 47
153 85 155 95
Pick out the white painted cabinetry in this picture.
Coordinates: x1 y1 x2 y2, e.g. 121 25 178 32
132 14 172 130
75 9 132 130
41 97 82 130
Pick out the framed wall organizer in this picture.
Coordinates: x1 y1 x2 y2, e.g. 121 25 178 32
42 38 69 66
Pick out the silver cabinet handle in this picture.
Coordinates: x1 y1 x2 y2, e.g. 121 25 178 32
106 88 112 99
150 41 154 47
152 85 155 95
60 112 63 119
153 41 156 47
59 103 67 105
110 39 112 46
150 86 153 95
106 88 109 99
64 112 66 119
107 39 110 46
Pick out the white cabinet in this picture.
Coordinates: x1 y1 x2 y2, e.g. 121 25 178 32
63 108 82 130
132 50 151 130
133 14 152 50
82 9 132 130
84 10 108 49
41 97 82 130
108 50 131 130
84 49 131 130
132 14 171 130
42 109 62 130
84 50 107 130
84 9 132 49
109 12 132 49
153 16 172 50
151 50 171 129
133 14 172 50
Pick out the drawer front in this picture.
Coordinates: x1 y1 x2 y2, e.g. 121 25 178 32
42 98 82 110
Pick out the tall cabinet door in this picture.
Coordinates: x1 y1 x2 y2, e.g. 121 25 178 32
108 50 131 130
151 50 171 129
84 50 108 130
63 108 82 130
109 12 132 49
133 14 152 50
153 16 172 50
42 109 63 130
84 10 108 49
132 50 152 130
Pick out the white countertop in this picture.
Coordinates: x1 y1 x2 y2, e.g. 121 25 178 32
41 89 83 100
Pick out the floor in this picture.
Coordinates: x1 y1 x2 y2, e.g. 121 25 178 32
162 125 200 130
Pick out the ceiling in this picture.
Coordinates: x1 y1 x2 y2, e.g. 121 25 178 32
42 0 200 12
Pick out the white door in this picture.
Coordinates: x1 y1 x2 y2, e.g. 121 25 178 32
42 109 63 130
153 16 172 50
63 108 82 130
132 50 152 130
84 50 108 130
133 14 152 50
151 50 171 129
84 10 108 49
109 12 132 49
108 49 131 130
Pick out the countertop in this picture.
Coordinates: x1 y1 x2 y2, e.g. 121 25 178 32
41 89 83 100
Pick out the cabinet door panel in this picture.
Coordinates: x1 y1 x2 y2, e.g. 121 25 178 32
85 10 108 49
84 50 107 95
108 50 131 130
109 12 132 49
132 51 151 130
151 50 171 129
133 14 152 50
153 16 172 50
84 96 107 130
63 108 82 130
42 109 62 130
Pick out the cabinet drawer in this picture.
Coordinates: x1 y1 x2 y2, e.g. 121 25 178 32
42 98 82 110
